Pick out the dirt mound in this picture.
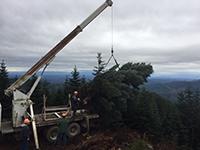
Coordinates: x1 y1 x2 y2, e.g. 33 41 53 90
74 128 142 150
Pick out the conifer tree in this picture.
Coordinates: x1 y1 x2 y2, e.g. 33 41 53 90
93 53 105 76
64 75 70 94
0 60 9 98
177 89 200 149
0 60 11 118
69 65 81 93
27 75 47 113
90 61 154 128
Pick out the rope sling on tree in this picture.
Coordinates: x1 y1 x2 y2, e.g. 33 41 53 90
105 5 119 69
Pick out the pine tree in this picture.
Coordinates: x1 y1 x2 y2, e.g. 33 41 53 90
176 89 200 149
79 75 89 99
20 75 50 113
93 53 105 76
133 90 161 135
69 65 81 93
160 101 180 141
119 62 153 88
64 75 70 94
0 60 11 118
28 75 44 113
90 62 154 128
0 60 9 98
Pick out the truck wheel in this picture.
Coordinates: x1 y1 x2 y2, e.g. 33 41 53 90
67 122 80 137
46 126 59 143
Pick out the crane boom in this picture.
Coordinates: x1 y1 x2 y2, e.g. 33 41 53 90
5 0 113 95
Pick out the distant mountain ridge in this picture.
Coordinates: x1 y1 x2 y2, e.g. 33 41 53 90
145 79 200 101
9 71 200 101
9 71 94 83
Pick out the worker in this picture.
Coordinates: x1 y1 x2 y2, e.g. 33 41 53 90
71 91 80 116
56 110 71 145
20 118 31 150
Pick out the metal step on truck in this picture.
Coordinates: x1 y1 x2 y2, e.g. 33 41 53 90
0 0 113 149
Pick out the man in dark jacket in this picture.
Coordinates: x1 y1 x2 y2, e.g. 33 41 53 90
71 91 80 116
20 118 30 150
56 111 71 145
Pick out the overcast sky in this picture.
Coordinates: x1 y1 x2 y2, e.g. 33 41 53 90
1 0 200 75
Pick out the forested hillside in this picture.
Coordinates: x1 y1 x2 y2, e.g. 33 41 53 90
145 79 200 101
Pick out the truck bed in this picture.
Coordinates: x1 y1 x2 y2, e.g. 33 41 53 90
1 110 99 134
35 111 99 127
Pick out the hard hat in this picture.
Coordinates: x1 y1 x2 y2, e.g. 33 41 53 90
62 111 69 117
24 118 31 124
74 91 78 94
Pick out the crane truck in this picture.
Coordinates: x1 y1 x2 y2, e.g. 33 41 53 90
0 0 113 149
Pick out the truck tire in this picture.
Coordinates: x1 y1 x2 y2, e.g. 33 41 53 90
46 126 59 143
67 122 81 137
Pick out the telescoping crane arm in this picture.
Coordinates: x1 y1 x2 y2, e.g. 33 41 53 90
5 0 113 95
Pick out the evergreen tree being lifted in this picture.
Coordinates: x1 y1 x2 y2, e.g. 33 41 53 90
90 58 154 127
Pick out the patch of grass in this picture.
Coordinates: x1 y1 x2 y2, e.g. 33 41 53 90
127 139 152 150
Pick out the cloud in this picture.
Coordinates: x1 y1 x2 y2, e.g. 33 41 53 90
0 0 200 74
